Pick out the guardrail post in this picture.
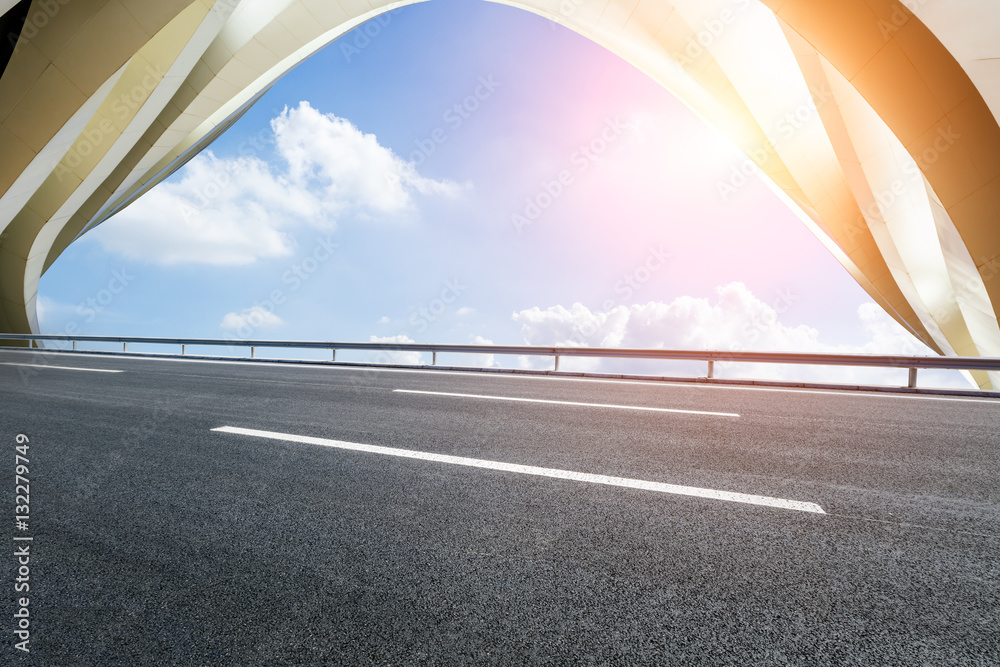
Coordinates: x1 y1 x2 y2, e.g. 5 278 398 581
907 367 918 388
707 360 714 379
123 341 128 352
432 351 437 365
554 355 560 372
72 340 77 351
181 344 186 355
331 349 336 361
250 346 255 359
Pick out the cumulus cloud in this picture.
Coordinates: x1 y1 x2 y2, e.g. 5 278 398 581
513 283 822 350
273 101 463 213
368 334 423 365
220 305 283 332
464 335 501 369
92 154 301 265
90 101 462 265
35 296 79 333
36 295 70 321
511 282 965 386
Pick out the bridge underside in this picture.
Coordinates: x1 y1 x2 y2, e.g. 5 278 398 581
0 0 998 387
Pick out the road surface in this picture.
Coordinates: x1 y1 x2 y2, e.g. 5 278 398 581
1 348 998 665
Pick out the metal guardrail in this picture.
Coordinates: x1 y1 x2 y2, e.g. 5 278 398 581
2 333 1000 390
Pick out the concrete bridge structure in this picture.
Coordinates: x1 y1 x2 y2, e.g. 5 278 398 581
0 0 998 387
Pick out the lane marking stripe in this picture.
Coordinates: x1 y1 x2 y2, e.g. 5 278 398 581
393 389 741 417
0 362 122 373
212 426 823 514
13 352 993 404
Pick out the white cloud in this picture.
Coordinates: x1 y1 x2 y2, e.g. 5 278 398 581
378 316 391 324
35 296 78 331
220 305 283 332
273 101 463 213
36 295 67 320
90 101 462 265
465 335 500 369
456 307 476 317
368 334 423 365
511 282 969 387
91 154 300 265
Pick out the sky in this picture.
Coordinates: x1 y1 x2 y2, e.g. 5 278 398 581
35 0 966 387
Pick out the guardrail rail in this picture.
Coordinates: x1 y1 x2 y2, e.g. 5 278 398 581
3 333 1000 396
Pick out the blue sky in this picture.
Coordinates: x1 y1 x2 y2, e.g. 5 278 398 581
37 0 958 385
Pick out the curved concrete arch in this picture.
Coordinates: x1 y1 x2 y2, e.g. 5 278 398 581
0 0 998 387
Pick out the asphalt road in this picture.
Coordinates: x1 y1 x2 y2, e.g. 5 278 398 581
1 348 998 665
